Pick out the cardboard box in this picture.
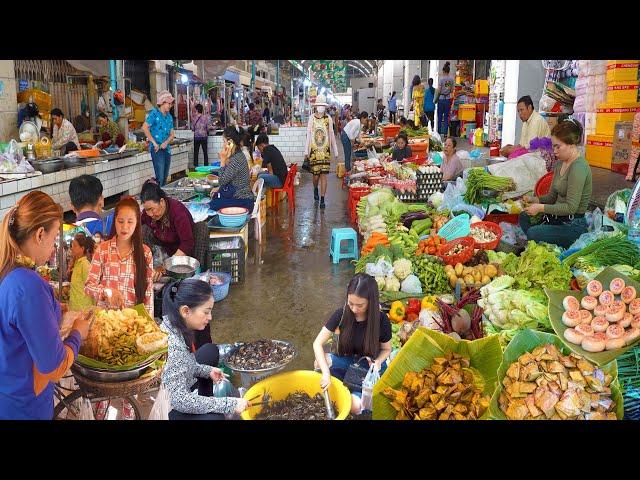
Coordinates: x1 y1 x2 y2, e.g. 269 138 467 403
606 81 640 103
586 134 614 169
606 60 639 83
612 121 634 174
595 102 640 135
458 104 476 121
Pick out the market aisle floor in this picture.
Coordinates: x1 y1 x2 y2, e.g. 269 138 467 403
210 135 354 373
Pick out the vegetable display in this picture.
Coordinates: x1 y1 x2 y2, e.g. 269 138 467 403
434 290 484 340
382 352 490 420
413 254 451 295
463 168 516 205
444 262 498 290
497 343 617 420
562 233 640 270
501 241 572 294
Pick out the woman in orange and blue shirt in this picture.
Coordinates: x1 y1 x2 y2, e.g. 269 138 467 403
0 191 91 419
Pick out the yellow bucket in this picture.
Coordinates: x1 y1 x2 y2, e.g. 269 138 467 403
241 370 352 420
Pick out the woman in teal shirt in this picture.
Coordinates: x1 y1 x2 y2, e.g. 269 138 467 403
143 90 175 186
519 119 592 249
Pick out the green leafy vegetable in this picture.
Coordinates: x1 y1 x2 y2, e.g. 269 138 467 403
563 233 640 270
463 168 516 205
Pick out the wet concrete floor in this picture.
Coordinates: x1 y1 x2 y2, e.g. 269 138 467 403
211 140 354 372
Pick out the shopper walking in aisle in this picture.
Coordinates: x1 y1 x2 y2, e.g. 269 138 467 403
500 95 551 157
0 191 91 419
312 273 392 415
376 99 385 123
435 62 455 136
143 90 175 186
341 111 369 175
191 104 209 167
423 78 436 131
388 91 398 124
411 76 425 128
161 278 247 420
304 94 338 209
85 197 154 316
519 119 591 248
441 138 464 181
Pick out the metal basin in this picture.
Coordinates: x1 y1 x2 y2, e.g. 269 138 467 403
30 158 65 174
63 156 86 169
163 255 200 279
72 353 162 383
222 340 297 388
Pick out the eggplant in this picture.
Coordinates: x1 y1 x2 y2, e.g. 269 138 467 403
401 212 429 229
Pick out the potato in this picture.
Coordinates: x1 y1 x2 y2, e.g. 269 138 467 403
473 271 482 283
462 267 472 277
449 274 458 288
444 264 455 274
485 264 498 278
481 275 491 285
464 275 475 285
455 263 464 276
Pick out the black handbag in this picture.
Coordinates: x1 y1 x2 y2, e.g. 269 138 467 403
343 356 371 391
302 156 311 172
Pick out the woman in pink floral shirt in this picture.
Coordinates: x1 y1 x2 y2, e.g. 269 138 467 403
191 104 209 167
85 197 154 316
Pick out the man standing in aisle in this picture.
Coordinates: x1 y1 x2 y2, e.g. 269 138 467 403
500 95 551 157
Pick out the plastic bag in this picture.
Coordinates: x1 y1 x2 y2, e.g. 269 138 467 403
440 177 467 212
148 384 170 420
431 131 442 144
360 363 380 412
212 378 235 398
365 257 394 278
457 150 471 161
78 397 96 420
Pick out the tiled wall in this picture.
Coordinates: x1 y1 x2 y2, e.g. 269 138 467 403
175 126 308 168
0 144 191 220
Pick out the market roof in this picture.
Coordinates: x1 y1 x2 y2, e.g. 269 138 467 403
298 60 377 77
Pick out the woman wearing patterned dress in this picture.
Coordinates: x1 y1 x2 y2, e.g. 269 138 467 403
304 94 338 209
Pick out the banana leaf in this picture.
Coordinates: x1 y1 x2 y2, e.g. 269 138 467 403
489 329 624 419
372 328 502 420
75 304 167 371
547 267 640 366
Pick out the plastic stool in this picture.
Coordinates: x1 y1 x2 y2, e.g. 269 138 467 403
330 228 359 264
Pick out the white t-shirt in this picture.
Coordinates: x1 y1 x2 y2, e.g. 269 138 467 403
343 119 362 141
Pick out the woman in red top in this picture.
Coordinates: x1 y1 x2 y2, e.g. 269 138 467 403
85 197 154 316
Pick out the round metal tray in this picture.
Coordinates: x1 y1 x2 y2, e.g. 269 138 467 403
73 352 163 383
222 340 297 374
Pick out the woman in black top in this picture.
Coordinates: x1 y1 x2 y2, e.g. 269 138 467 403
312 273 392 414
391 132 412 162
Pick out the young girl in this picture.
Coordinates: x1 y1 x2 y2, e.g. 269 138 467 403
161 278 248 420
85 197 154 316
312 273 392 414
68 232 96 311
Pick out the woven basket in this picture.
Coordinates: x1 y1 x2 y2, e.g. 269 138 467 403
73 367 162 398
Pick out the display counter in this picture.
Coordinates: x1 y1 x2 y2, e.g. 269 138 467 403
0 141 192 220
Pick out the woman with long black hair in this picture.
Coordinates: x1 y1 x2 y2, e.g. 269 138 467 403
312 273 392 414
161 278 248 420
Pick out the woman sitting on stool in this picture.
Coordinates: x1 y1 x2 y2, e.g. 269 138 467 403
312 273 392 415
161 279 248 420
209 127 255 212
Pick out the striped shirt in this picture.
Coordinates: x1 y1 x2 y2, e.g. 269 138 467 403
85 238 154 317
218 151 255 200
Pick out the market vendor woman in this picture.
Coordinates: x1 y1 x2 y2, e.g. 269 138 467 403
519 119 592 249
140 180 195 280
312 273 392 415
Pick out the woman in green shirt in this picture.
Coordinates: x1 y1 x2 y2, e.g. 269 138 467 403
519 119 592 249
69 233 97 311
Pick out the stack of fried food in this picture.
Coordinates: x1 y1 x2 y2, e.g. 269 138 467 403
80 308 166 366
382 352 490 420
499 344 617 420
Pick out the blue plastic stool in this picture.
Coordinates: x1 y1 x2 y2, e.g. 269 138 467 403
330 228 359 264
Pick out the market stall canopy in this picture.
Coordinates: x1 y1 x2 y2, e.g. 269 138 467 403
194 60 237 80
65 60 110 77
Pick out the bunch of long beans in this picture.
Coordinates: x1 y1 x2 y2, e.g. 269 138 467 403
463 168 516 205
563 233 640 269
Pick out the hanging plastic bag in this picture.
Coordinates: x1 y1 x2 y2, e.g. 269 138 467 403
440 177 467 213
431 131 442 144
360 363 380 412
148 384 170 420
78 397 96 420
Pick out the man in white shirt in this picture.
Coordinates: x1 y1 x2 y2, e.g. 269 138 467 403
51 108 80 154
500 95 551 157
340 111 369 171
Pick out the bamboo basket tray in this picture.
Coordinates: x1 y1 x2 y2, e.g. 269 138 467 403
72 366 162 398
